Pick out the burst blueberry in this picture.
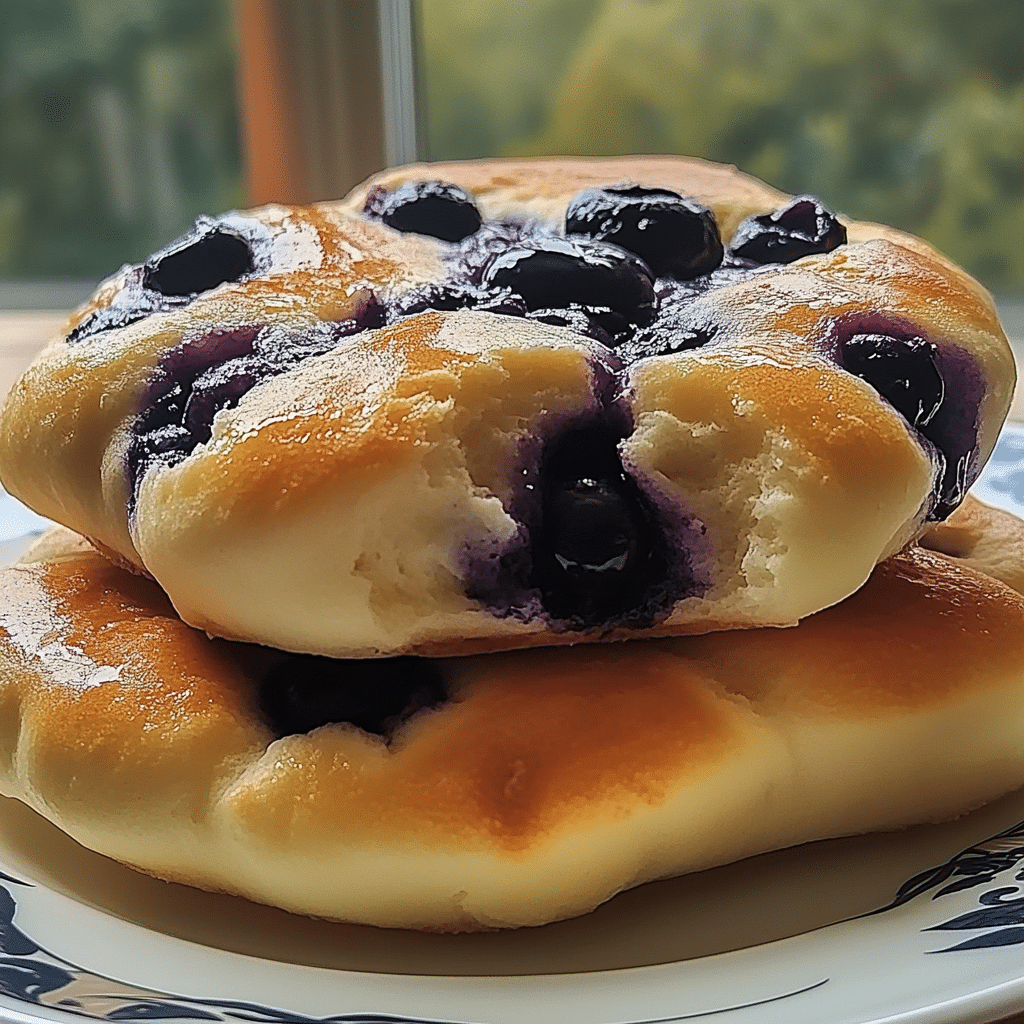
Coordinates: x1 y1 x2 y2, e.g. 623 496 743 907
143 224 254 297
375 180 482 242
182 360 261 443
729 197 846 264
842 332 944 430
259 655 446 738
126 318 379 503
481 237 657 334
839 330 976 520
531 423 667 625
566 184 723 279
527 305 615 346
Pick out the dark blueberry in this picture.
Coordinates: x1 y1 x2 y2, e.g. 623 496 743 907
259 655 446 738
66 304 155 344
841 332 944 430
616 287 724 363
839 329 984 520
931 452 973 521
453 221 538 285
181 325 261 372
144 423 193 457
375 180 482 242
265 299 385 363
143 224 254 297
127 317 393 508
182 358 261 442
548 478 642 571
481 238 657 333
531 424 667 625
386 283 529 323
619 323 715 363
527 305 615 346
566 184 723 280
388 282 480 319
729 197 846 264
471 290 530 317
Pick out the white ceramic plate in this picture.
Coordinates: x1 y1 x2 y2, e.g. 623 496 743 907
2 428 1024 1024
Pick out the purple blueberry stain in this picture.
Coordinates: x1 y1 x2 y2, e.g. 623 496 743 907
529 419 671 627
830 311 985 519
126 298 385 510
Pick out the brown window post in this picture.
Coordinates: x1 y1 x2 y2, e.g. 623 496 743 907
233 0 420 206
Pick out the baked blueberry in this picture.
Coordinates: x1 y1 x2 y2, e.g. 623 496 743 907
143 224 254 297
527 305 615 345
565 184 723 279
66 303 158 345
376 180 482 242
730 197 846 264
839 330 979 520
260 655 446 738
620 322 716 363
182 360 261 443
481 238 657 333
531 423 666 625
616 288 723 362
842 333 944 430
18 155 1009 671
127 319 375 500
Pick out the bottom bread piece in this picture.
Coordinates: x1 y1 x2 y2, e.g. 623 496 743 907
0 508 1023 932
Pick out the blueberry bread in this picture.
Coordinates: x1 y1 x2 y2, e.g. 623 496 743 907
0 157 1013 657
919 493 1024 594
2 519 1024 930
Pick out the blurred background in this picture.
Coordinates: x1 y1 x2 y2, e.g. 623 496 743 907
0 0 1020 334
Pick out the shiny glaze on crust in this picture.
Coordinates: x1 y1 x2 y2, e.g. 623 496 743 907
679 545 1024 716
132 241 992 525
137 311 600 519
0 555 269 825
48 160 1009 524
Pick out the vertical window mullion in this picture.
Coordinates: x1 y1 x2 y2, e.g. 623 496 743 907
378 0 422 168
235 0 419 205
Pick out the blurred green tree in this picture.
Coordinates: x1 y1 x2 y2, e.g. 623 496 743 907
419 0 1023 290
0 0 243 279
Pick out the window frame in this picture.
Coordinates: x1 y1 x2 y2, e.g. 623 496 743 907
234 0 421 206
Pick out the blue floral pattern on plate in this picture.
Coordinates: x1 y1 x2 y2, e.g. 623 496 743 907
0 864 830 1024
969 423 1024 517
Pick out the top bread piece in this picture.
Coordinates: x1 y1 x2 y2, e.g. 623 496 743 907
0 156 1014 657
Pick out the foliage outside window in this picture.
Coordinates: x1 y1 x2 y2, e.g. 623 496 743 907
0 0 242 280
1 0 1019 298
419 0 1024 292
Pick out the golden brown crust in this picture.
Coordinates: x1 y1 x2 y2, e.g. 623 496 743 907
1 522 1024 929
342 155 790 243
919 494 1024 595
0 156 1014 658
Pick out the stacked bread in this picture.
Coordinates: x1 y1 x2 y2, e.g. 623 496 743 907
0 156 1018 930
